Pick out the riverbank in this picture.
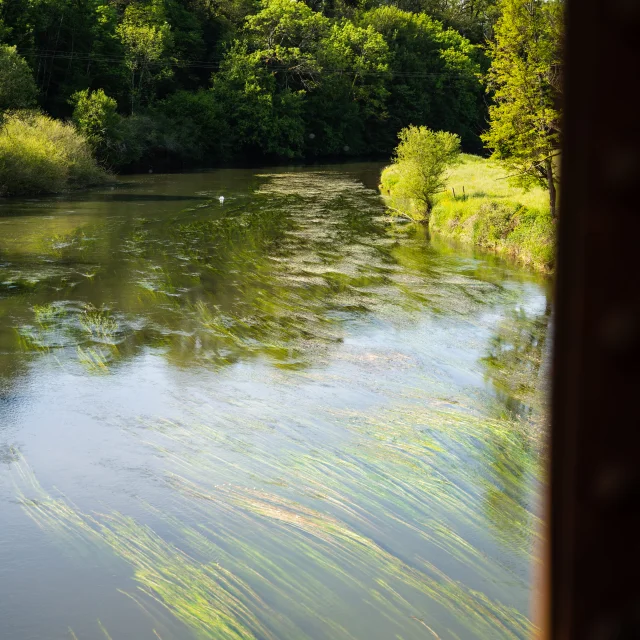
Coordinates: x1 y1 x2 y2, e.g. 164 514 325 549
380 154 555 272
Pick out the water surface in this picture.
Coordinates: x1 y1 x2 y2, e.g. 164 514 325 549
0 165 550 640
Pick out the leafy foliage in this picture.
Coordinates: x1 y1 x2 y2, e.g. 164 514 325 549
382 125 461 220
0 0 488 171
71 89 120 164
0 111 107 196
116 0 174 114
482 0 563 217
0 44 37 112
360 7 484 152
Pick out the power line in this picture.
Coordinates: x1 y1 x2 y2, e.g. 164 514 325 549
16 48 479 78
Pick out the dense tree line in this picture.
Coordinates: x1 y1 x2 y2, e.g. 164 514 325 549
0 0 495 170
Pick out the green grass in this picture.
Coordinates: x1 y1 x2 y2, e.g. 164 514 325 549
380 154 555 272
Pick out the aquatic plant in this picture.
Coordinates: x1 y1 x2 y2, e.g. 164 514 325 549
79 306 119 343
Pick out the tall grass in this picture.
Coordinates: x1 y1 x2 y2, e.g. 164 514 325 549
380 154 555 272
0 111 108 196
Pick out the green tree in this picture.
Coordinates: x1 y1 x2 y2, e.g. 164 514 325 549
116 0 174 114
212 45 306 158
361 7 484 153
482 0 563 218
212 0 329 158
71 88 120 164
0 44 37 112
410 0 500 43
306 21 389 155
389 125 461 220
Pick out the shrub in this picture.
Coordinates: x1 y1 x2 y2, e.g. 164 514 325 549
383 126 461 222
71 89 121 165
0 111 108 196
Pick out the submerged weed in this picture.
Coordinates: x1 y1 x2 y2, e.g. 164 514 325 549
79 306 119 343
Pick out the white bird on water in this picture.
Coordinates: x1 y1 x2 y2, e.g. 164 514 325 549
219 196 225 204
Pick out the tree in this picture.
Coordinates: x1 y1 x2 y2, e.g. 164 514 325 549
390 125 461 219
415 0 500 43
306 21 390 156
211 45 307 158
71 89 120 164
116 0 174 114
482 0 563 218
360 7 484 153
212 0 326 158
0 44 37 112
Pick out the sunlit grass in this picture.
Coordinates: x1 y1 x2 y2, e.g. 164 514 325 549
381 155 554 272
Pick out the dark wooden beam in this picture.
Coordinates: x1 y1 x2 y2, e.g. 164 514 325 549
550 0 640 637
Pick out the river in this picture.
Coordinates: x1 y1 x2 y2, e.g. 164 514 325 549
0 164 550 640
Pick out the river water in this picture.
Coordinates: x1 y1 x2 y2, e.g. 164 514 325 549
0 164 550 640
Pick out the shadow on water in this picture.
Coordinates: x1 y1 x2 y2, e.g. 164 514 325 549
95 194 210 203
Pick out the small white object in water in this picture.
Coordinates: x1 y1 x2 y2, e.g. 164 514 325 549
219 195 225 204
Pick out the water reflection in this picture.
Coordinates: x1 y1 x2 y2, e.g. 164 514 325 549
477 305 550 554
481 305 551 416
2 169 534 375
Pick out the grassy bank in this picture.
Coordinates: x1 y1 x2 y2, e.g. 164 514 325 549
380 154 555 272
0 111 108 197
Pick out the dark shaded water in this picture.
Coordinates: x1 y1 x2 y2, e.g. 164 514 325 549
0 165 550 640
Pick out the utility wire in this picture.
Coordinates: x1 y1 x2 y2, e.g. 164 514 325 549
16 48 478 78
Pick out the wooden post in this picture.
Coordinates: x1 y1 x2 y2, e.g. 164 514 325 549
452 188 456 199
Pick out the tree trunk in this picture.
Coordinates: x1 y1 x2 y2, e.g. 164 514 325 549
546 158 557 219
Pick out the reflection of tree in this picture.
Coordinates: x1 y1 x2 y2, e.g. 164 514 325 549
478 305 550 551
482 422 539 553
481 305 551 416
0 174 397 374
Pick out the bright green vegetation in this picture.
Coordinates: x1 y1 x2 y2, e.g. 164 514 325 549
0 0 492 181
0 111 108 196
381 153 554 271
381 125 461 219
379 0 562 270
0 44 106 195
482 0 563 218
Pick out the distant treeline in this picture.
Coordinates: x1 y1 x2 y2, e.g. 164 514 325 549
0 0 499 171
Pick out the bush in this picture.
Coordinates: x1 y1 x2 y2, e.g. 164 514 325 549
382 126 461 222
71 89 121 165
0 111 108 196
